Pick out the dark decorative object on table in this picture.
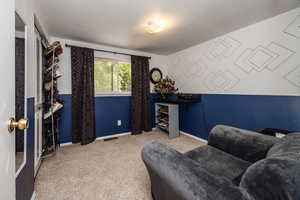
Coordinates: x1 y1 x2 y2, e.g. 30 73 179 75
260 128 292 137
177 93 201 101
150 68 163 84
154 76 178 99
156 93 201 104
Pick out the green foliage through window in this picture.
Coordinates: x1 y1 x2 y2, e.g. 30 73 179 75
94 59 131 93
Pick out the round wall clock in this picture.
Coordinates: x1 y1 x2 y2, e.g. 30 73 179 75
150 68 163 84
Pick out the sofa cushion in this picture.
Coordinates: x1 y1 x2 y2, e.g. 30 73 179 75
240 157 300 200
267 133 300 160
184 145 251 183
142 141 251 200
208 125 279 163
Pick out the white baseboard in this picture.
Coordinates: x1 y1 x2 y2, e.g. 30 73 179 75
30 191 36 200
180 131 208 143
60 132 132 147
60 142 72 147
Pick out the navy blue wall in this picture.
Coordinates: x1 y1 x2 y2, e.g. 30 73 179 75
95 96 132 137
180 94 300 140
59 95 72 144
59 94 300 143
16 98 35 200
59 94 158 143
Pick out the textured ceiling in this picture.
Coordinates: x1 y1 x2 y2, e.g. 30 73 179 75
35 0 300 55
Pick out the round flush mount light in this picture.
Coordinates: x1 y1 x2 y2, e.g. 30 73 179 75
144 21 165 34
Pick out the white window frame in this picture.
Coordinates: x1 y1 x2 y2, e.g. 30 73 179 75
94 54 131 97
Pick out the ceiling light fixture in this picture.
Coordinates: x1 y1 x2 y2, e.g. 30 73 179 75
144 21 165 34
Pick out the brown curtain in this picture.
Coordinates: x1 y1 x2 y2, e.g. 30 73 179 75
131 56 151 135
71 47 96 145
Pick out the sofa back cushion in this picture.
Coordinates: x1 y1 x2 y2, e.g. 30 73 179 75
240 157 300 200
267 133 300 160
208 125 279 163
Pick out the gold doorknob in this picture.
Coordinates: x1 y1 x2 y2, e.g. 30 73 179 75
8 118 29 133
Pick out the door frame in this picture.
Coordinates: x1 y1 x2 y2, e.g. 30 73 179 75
34 28 43 176
15 8 28 180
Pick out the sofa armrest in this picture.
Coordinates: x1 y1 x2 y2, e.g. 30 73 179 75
208 125 280 162
141 141 250 200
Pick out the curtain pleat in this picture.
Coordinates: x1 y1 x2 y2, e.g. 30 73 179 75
131 56 151 135
71 47 96 145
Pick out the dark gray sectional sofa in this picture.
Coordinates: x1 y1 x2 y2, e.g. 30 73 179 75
142 125 300 200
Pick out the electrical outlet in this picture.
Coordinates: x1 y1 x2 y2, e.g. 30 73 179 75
117 120 122 126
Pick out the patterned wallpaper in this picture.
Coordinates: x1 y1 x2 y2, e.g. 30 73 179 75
167 7 300 96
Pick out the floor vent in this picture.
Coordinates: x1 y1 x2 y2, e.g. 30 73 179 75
104 137 118 142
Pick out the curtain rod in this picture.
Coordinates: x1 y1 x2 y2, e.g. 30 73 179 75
65 44 151 59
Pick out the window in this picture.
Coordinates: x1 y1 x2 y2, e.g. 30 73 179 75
94 58 131 95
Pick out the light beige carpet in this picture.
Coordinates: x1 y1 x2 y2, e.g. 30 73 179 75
35 131 205 200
